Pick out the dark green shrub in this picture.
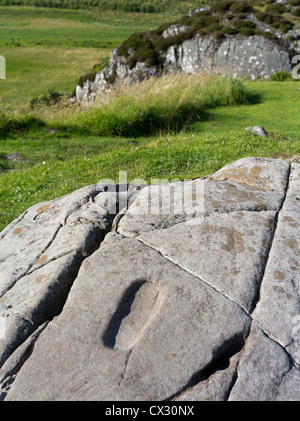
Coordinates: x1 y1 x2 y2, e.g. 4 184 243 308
197 28 207 36
127 44 159 68
211 0 234 13
260 30 277 40
229 1 254 13
250 0 264 5
255 12 274 25
288 0 300 6
232 18 255 30
150 23 173 37
214 30 226 40
30 88 64 108
155 29 194 51
270 17 294 32
279 19 294 32
224 26 239 35
179 11 216 28
0 115 46 137
117 32 148 58
240 27 256 36
76 72 96 88
205 22 223 34
265 3 285 14
292 6 300 16
271 70 293 81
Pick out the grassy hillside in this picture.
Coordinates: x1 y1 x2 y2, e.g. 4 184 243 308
0 1 300 231
0 0 213 14
0 5 184 109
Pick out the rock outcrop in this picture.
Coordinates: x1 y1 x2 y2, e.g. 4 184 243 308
0 157 299 401
75 0 300 102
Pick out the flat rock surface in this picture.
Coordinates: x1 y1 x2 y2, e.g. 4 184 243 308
0 183 132 369
1 157 299 401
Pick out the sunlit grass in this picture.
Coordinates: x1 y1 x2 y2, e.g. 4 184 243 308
1 78 300 231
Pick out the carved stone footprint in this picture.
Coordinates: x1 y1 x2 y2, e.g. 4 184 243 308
104 281 164 350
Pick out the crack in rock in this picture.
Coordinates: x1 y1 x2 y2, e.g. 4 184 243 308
170 332 247 401
1 158 299 401
0 184 139 382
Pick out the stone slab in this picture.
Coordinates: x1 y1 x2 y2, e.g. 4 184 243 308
0 183 136 370
119 158 288 237
137 210 276 313
252 163 300 365
0 157 299 401
5 233 251 401
228 323 300 401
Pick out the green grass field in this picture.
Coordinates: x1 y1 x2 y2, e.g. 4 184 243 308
0 6 182 109
0 4 300 231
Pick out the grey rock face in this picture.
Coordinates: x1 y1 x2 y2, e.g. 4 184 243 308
162 24 190 38
246 126 268 138
1 157 299 401
76 27 296 103
0 182 135 369
162 34 292 80
76 48 158 103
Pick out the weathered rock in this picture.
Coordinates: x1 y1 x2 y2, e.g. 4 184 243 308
5 153 21 162
4 233 252 401
177 322 300 401
162 35 292 79
246 126 268 138
76 48 158 103
75 1 300 103
0 323 48 400
137 211 276 313
118 157 289 236
0 157 299 401
0 182 136 370
76 33 294 103
253 163 300 365
162 24 190 39
228 322 300 401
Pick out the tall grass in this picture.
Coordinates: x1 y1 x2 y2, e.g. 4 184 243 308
0 113 46 137
0 73 248 138
55 73 248 137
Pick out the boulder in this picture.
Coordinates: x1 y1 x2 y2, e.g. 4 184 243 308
76 34 294 103
246 126 268 138
75 1 300 102
0 157 299 401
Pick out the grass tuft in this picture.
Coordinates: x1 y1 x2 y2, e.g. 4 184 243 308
53 74 249 137
0 114 46 138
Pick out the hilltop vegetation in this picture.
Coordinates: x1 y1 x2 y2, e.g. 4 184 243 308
0 0 212 14
1 0 299 16
116 0 300 71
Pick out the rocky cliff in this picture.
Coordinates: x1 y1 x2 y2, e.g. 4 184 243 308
0 157 299 401
75 0 300 103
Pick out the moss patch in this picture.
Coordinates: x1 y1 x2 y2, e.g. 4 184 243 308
76 72 96 89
